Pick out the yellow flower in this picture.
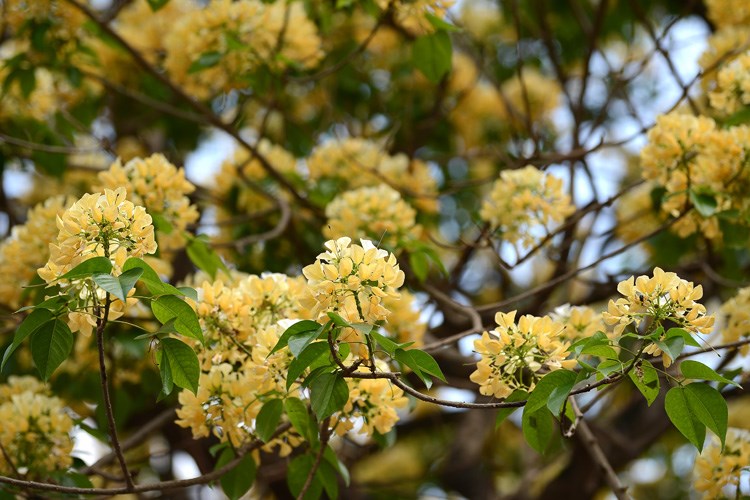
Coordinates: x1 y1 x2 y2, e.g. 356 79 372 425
693 428 750 499
720 286 750 354
470 311 576 398
375 0 454 36
479 165 575 250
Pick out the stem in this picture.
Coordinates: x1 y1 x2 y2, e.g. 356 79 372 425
296 417 331 500
96 293 134 490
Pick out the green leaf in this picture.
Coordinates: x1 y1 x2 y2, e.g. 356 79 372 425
122 257 186 297
495 390 528 427
394 348 446 389
680 360 740 387
93 268 144 303
665 386 706 451
309 372 349 420
118 267 144 300
58 257 113 281
186 235 228 279
684 383 728 449
146 0 170 11
151 295 204 344
284 397 318 444
522 406 558 455
323 446 350 486
654 336 685 363
317 458 339 499
289 329 323 358
188 51 223 74
177 286 198 302
665 328 701 347
288 454 322 500
158 349 174 396
2 308 54 370
327 312 351 328
287 342 329 390
409 251 429 282
370 331 399 357
526 370 577 415
412 31 452 83
580 344 619 360
689 190 718 217
270 320 323 355
216 448 257 500
425 12 461 32
628 359 660 406
160 338 200 394
151 213 173 234
256 399 283 442
30 318 74 381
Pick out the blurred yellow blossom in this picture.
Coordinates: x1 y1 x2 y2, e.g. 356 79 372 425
693 428 750 499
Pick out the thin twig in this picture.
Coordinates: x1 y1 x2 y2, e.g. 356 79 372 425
296 417 331 500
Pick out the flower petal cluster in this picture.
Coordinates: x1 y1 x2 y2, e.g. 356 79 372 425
0 376 74 478
470 311 576 399
709 51 750 115
301 237 405 326
551 304 607 343
324 184 420 249
97 154 199 254
163 0 323 99
720 286 750 355
705 0 750 29
381 290 427 348
375 0 453 36
692 428 750 499
479 165 575 250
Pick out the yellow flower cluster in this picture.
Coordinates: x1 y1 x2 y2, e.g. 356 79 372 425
640 112 750 239
306 138 439 213
470 311 576 399
0 376 73 477
614 182 665 244
381 290 427 348
335 365 408 437
551 304 607 343
163 0 323 99
692 428 750 499
709 52 750 115
324 184 419 249
97 154 199 254
602 268 714 364
0 196 74 309
38 188 157 335
705 0 750 29
375 0 454 36
301 237 405 326
698 27 750 92
720 286 750 355
479 165 575 250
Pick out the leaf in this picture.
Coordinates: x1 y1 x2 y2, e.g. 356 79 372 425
160 338 200 394
188 51 223 74
680 360 740 387
689 190 718 217
151 295 204 344
412 31 452 83
288 454 322 500
323 446 350 486
2 308 54 370
525 370 577 415
270 320 323 355
256 399 283 442
158 349 174 396
317 458 339 499
370 331 399 357
118 268 144 300
284 397 318 444
654 336 685 363
326 312 351 327
522 406 559 455
495 389 528 427
409 251 429 282
309 372 349 420
146 0 170 11
58 257 113 281
216 448 257 500
92 269 142 303
665 386 706 451
580 344 619 360
426 12 461 32
684 383 728 449
628 359 660 406
289 329 323 358
30 318 74 381
287 342 330 390
122 257 185 297
665 327 701 348
186 235 228 279
394 348 446 389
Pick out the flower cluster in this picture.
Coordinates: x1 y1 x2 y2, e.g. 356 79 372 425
97 154 199 254
705 0 750 29
376 0 454 36
692 428 750 499
38 188 158 335
381 290 427 348
479 165 575 250
639 112 750 239
0 376 74 478
470 311 576 398
324 184 420 249
306 138 439 213
335 364 408 437
709 51 750 115
163 0 323 99
602 268 714 364
551 304 608 343
720 286 750 355
0 196 74 309
614 182 665 245
301 237 405 325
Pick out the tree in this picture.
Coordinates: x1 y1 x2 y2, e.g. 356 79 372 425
0 0 749 498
